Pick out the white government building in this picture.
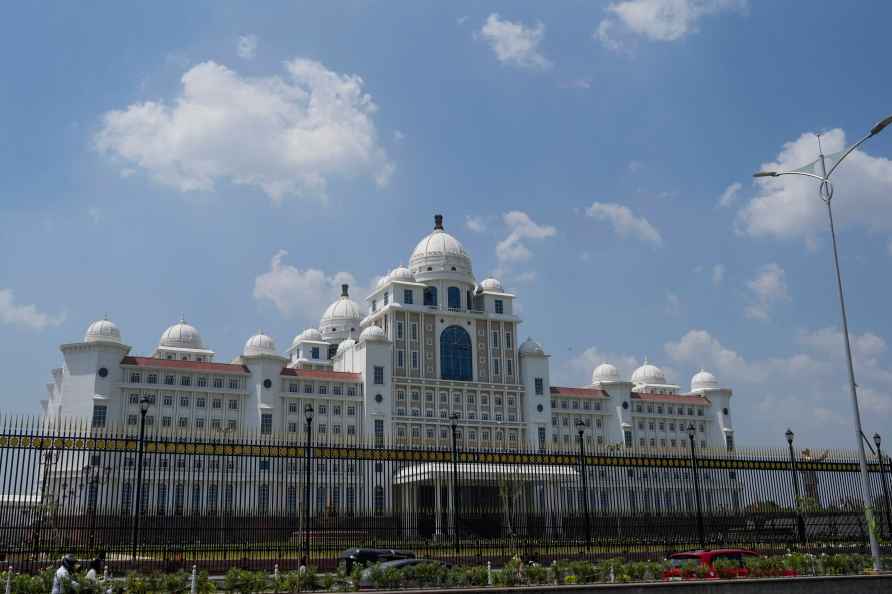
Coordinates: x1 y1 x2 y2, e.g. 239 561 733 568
43 215 735 454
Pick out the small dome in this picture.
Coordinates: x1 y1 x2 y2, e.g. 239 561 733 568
479 278 503 292
409 215 473 281
160 319 204 349
592 362 619 384
320 285 362 331
519 337 545 356
389 265 415 282
243 332 277 357
359 325 387 342
631 359 666 386
691 369 719 392
336 338 356 354
84 317 121 344
296 328 323 343
376 275 389 288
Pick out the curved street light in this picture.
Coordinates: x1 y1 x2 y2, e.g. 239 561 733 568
753 113 892 570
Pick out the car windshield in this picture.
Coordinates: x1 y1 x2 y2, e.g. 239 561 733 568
669 556 699 567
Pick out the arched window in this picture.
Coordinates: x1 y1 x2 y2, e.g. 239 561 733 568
447 287 461 309
423 287 437 306
440 325 473 381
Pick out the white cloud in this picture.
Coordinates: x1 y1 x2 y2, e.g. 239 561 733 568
237 34 258 60
744 263 789 320
596 0 747 51
465 215 487 233
560 78 592 90
737 128 892 241
665 292 681 316
665 328 892 445
0 289 65 330
711 264 725 286
557 347 642 387
96 59 393 202
495 211 556 266
717 181 741 207
253 250 372 321
585 201 663 246
479 13 552 70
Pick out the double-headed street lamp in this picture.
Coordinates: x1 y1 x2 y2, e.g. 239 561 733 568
303 404 314 566
130 395 151 564
687 423 705 550
449 413 461 556
874 433 892 536
785 429 806 544
753 114 892 570
575 419 592 548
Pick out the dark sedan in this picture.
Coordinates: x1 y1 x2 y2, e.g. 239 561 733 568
338 548 416 572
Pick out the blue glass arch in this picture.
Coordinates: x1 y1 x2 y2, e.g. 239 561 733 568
440 325 473 381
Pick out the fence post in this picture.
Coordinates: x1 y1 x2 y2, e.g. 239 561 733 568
687 424 705 550
785 429 806 545
303 405 314 567
449 413 461 557
131 397 151 564
190 565 197 594
575 421 592 550
875 435 892 537
5 565 11 594
487 561 492 586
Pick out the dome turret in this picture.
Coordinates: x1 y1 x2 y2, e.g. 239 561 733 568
691 369 719 392
631 359 666 386
243 331 277 357
359 325 387 342
84 317 122 344
160 319 204 349
389 265 415 282
519 337 545 356
319 284 362 343
336 338 357 354
409 215 474 283
479 278 503 292
592 362 619 384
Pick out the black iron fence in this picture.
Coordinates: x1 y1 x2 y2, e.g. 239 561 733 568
1 417 891 572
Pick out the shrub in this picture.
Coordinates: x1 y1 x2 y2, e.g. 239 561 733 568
223 567 268 594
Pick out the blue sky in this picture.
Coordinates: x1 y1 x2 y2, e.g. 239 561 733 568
2 1 891 449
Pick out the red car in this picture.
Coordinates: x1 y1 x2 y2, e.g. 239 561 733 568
663 549 759 580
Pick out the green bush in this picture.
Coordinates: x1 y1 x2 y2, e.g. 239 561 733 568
223 567 269 594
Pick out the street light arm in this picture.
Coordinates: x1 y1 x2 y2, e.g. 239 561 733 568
826 131 874 178
753 170 826 182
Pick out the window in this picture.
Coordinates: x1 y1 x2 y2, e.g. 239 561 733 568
288 382 298 393
178 417 188 428
347 406 355 416
91 405 107 428
492 359 500 375
261 414 272 435
162 416 172 427
161 395 172 407
397 322 404 339
403 289 413 304
505 332 513 349
211 419 221 430
410 322 418 341
228 378 239 390
494 299 504 314
228 399 238 410
492 332 500 349
624 430 633 448
147 373 157 385
127 415 137 426
447 287 461 309
210 377 222 389
180 375 191 387
227 420 237 431
534 377 546 395
333 385 342 395
319 385 328 395
397 350 404 368
311 347 320 359
195 418 205 429
318 404 327 415
180 396 190 408
196 397 206 409
164 375 175 385
197 376 207 387
304 384 314 394
411 351 419 369
383 291 389 306
726 434 735 451
371 299 377 312
374 419 384 448
373 366 384 384
130 372 141 383
423 287 437 306
212 398 222 409
347 386 356 396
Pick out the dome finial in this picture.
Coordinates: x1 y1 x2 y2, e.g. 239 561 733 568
434 214 444 230
180 313 186 324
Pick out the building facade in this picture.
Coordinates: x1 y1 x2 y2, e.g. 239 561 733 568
42 215 735 454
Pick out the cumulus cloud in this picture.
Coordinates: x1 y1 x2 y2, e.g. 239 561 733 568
717 181 741 207
665 328 892 445
585 202 663 246
237 34 258 59
596 0 748 51
737 128 892 241
479 13 552 70
465 215 487 233
495 211 556 266
0 289 65 330
95 59 393 202
253 250 372 321
744 263 789 320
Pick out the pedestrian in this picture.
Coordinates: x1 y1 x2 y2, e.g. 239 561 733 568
51 554 79 594
85 553 114 594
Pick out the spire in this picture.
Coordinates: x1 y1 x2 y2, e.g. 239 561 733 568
434 214 444 230
341 284 349 297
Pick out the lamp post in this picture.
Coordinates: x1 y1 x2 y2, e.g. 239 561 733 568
753 113 892 570
575 419 592 548
131 395 151 564
449 413 461 556
303 404 314 567
785 429 806 544
687 423 705 550
874 433 892 536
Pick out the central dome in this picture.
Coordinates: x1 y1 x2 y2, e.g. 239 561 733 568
631 359 666 386
160 319 204 349
409 215 473 282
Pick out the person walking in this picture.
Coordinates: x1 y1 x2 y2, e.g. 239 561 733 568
51 554 79 594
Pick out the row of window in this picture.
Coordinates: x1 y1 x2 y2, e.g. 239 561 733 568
128 393 240 411
126 414 238 431
394 408 518 422
127 372 242 390
636 421 707 433
285 382 358 396
286 401 357 417
552 399 603 411
553 416 604 429
395 390 519 408
394 424 519 442
634 403 705 416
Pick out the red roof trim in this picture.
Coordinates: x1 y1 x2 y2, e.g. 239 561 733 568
550 386 608 398
280 368 362 382
631 392 710 405
120 356 250 374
